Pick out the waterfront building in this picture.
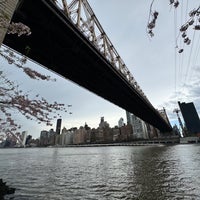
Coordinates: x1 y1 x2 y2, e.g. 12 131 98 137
90 128 97 143
145 123 160 139
118 118 124 128
27 138 39 147
40 130 49 146
84 123 91 143
60 127 67 145
55 134 60 145
59 127 74 146
48 129 55 137
3 134 16 147
40 129 56 146
97 117 113 143
126 111 148 139
65 130 74 145
25 135 32 145
119 124 133 141
21 131 27 147
99 117 109 129
178 101 200 136
126 111 133 125
102 127 113 143
112 128 120 142
94 128 104 143
48 129 56 145
56 119 62 135
131 114 146 139
73 126 87 144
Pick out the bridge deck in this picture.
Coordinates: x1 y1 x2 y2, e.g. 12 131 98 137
3 0 172 132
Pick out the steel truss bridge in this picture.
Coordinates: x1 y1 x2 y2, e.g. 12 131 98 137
3 0 172 132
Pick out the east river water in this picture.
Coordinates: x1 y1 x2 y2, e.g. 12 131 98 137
1 144 200 200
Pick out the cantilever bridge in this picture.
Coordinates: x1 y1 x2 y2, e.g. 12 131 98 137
3 0 172 132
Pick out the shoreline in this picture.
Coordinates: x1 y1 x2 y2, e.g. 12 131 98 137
2 137 200 148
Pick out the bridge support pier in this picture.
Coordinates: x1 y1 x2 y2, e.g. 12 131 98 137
0 0 18 45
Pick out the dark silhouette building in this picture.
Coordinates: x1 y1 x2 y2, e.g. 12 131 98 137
178 101 200 136
56 119 62 135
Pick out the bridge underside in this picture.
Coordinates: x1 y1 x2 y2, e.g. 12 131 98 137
3 0 172 132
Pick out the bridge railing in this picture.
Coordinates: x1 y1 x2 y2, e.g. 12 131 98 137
54 0 152 106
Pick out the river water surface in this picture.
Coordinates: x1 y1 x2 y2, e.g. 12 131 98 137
1 144 200 200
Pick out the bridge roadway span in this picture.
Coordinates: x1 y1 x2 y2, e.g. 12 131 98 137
3 0 172 132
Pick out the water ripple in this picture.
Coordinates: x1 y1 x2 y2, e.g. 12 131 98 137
1 145 200 199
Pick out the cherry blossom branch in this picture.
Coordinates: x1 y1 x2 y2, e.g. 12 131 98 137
0 72 67 135
0 4 67 138
147 0 158 38
146 1 200 54
0 8 31 37
0 46 56 81
177 5 200 53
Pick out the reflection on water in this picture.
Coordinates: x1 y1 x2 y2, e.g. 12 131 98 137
1 145 200 199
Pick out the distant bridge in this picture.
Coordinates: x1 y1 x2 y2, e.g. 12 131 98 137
3 0 172 132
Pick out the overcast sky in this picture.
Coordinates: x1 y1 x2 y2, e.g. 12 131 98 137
1 0 200 138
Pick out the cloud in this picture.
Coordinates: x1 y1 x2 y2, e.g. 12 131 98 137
160 65 200 123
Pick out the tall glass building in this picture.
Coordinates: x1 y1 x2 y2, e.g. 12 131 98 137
56 119 62 135
178 101 200 136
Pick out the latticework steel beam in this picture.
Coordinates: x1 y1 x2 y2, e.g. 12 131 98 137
54 0 152 106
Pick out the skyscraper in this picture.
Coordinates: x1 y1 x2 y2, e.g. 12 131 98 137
118 118 124 128
126 111 132 125
56 119 62 135
178 101 200 135
126 111 148 139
